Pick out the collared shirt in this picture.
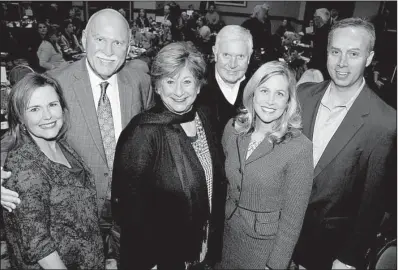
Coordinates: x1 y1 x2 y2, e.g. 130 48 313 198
312 78 365 167
86 60 122 143
215 68 246 105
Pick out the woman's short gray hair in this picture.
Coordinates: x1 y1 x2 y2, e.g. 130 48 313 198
151 42 207 91
214 25 253 56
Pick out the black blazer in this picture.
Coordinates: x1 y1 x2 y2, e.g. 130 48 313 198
112 104 227 269
197 64 249 139
293 81 397 269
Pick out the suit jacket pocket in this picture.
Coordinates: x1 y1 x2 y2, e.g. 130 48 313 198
240 210 280 240
254 211 280 238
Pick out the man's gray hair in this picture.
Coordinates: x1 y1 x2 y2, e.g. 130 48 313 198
214 25 253 55
328 17 376 53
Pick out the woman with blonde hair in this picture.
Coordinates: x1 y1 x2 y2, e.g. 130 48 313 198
217 61 313 269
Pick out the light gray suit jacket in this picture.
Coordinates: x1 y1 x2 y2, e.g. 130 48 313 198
48 58 154 212
221 119 313 269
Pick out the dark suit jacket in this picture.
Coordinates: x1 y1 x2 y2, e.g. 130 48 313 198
197 64 249 139
293 81 396 269
112 104 227 269
47 58 154 212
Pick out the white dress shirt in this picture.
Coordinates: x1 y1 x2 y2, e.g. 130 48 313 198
86 60 122 143
312 79 365 167
215 68 246 105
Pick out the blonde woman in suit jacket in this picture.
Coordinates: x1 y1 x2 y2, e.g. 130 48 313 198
216 61 313 269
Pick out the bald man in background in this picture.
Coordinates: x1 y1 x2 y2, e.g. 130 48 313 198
1 8 154 268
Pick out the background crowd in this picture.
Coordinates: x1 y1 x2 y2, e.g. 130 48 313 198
0 1 396 270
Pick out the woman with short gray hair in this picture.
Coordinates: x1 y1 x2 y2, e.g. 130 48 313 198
112 42 227 269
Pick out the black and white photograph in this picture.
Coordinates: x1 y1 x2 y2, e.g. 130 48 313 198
0 1 396 270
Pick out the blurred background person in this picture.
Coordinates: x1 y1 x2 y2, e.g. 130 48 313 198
242 4 274 62
205 3 220 32
112 42 226 270
217 61 313 269
196 16 212 54
135 8 150 29
2 73 104 269
26 21 48 71
275 18 295 38
159 20 173 47
37 26 67 71
59 19 83 59
307 8 331 80
330 9 340 25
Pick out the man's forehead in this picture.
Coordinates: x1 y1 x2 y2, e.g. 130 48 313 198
219 39 248 49
90 17 128 34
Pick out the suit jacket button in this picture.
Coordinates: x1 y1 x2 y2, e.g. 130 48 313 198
237 185 241 192
238 168 242 174
234 199 239 206
114 198 119 203
104 173 109 177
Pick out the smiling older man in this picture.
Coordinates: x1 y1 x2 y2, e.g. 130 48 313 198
1 8 154 268
197 25 253 137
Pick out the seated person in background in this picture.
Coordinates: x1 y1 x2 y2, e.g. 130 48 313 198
59 20 83 59
275 18 295 38
196 16 212 55
26 21 48 70
129 21 139 46
37 26 67 71
158 20 173 47
205 4 220 31
135 9 150 29
185 11 200 42
301 20 315 48
2 73 104 269
177 11 189 41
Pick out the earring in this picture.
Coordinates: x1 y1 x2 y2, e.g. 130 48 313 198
20 124 26 132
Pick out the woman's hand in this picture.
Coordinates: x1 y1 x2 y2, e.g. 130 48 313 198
1 167 20 212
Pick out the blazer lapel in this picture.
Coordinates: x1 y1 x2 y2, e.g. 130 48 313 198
302 81 330 140
314 85 370 178
236 134 250 172
245 139 274 165
117 69 134 128
70 59 107 163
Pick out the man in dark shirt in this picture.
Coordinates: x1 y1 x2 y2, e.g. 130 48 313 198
197 25 253 138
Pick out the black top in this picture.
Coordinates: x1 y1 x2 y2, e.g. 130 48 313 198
135 17 150 28
197 64 249 139
112 103 227 268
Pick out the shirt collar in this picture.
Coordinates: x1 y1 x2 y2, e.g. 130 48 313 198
321 78 365 110
215 67 246 91
85 59 117 88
